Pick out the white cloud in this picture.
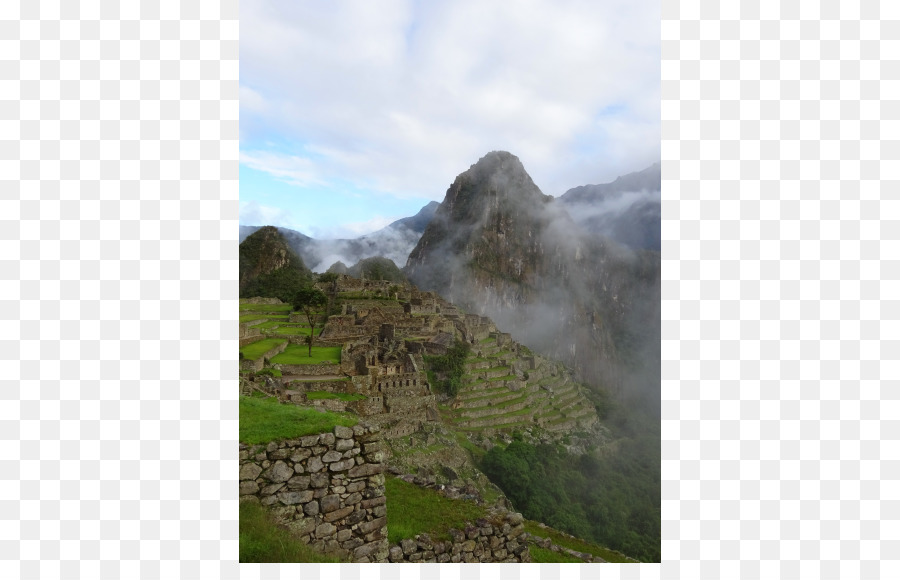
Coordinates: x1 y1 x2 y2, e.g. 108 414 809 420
239 200 296 228
240 0 659 200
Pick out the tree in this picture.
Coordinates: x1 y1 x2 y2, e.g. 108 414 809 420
292 286 328 356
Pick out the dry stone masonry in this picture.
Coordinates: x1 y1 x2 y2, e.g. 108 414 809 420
239 423 389 562
387 511 532 563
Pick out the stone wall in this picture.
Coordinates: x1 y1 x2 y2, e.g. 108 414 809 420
240 323 264 339
242 297 285 305
241 341 289 372
387 511 532 563
275 362 342 376
239 424 389 562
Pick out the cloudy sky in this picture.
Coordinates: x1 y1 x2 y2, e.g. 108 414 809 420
240 0 659 239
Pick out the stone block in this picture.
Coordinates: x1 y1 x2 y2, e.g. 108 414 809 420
506 512 524 526
389 546 404 562
329 459 355 472
332 486 346 494
278 490 313 505
239 481 259 495
320 494 341 513
239 463 262 481
346 509 366 525
307 457 324 473
260 494 279 506
507 524 525 539
266 441 278 453
357 516 386 535
344 492 363 505
353 540 384 560
286 517 316 537
348 463 383 478
336 529 353 542
334 425 354 439
310 473 329 488
346 481 366 493
324 506 354 522
264 461 294 483
494 548 507 560
343 537 363 550
365 528 386 542
319 432 336 446
359 495 384 509
335 438 355 452
315 522 336 538
303 500 320 516
461 540 476 552
287 475 310 490
269 448 290 460
372 505 386 518
290 448 311 463
409 553 422 562
401 538 417 555
301 435 319 447
322 450 343 463
368 473 385 486
260 483 284 496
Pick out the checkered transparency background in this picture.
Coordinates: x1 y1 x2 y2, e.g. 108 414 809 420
0 0 895 578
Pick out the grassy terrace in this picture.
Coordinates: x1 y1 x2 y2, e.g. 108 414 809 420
385 475 488 544
306 391 366 402
241 313 290 323
240 338 287 361
522 520 636 563
270 344 342 365
239 303 293 312
270 326 313 336
239 395 358 444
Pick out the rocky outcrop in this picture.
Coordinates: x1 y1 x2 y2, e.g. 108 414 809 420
405 151 660 399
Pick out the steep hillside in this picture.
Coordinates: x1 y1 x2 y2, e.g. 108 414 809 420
239 226 313 301
405 151 660 402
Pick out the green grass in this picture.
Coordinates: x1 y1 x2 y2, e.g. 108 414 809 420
453 432 486 462
270 326 313 336
239 395 358 444
305 391 366 402
522 520 634 563
241 313 291 323
239 500 347 563
240 338 288 361
385 475 488 544
528 545 583 563
240 303 294 312
270 345 342 365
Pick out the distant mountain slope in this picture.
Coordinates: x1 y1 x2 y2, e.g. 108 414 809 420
239 201 439 272
558 163 661 251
